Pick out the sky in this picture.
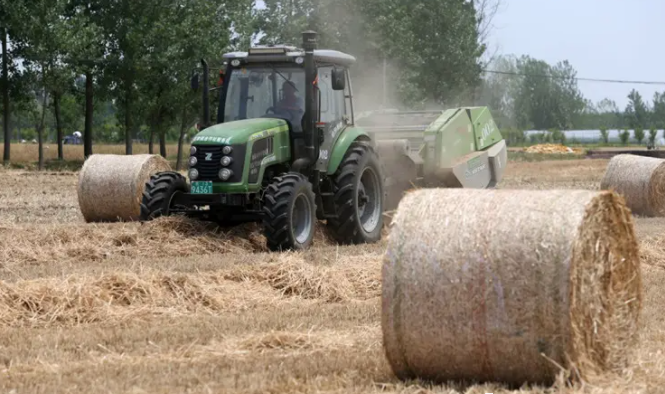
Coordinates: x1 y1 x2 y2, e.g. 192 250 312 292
485 0 665 109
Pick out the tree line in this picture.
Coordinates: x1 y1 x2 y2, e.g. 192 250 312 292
20 1 644 168
479 54 665 135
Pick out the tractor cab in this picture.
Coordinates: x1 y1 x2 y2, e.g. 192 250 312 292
215 44 354 129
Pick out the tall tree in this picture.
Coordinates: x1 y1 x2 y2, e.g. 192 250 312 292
625 89 649 129
1 27 8 163
12 0 71 167
510 55 584 130
64 1 109 158
0 0 20 164
652 92 665 129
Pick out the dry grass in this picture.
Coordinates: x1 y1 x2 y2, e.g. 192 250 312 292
1 158 665 393
498 159 609 190
5 143 185 164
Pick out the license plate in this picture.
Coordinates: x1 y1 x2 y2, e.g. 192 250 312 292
191 181 213 194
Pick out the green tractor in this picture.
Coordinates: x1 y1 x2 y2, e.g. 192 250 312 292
139 30 508 251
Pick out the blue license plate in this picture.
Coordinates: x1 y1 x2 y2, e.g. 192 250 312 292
191 181 213 194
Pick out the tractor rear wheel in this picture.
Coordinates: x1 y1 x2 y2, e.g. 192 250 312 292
140 171 189 221
262 172 317 251
326 141 384 244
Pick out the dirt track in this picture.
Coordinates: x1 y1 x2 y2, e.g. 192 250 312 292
1 158 665 393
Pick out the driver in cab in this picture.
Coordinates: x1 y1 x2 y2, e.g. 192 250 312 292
275 80 304 118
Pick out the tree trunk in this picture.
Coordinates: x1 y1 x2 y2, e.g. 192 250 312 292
38 88 48 171
124 74 133 155
176 103 189 171
84 71 93 158
53 91 63 160
159 129 166 158
149 127 154 154
2 29 9 164
157 108 166 158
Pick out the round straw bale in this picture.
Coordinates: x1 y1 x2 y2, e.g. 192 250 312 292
599 154 665 217
382 188 641 386
77 154 172 222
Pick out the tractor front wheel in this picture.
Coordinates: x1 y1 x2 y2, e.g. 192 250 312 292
262 172 317 251
140 171 189 221
326 142 385 244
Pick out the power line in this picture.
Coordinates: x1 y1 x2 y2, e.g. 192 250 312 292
482 69 665 85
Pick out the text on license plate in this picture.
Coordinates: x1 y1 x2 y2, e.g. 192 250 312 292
191 181 213 194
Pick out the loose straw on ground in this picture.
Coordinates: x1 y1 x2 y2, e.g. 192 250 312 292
382 188 642 386
77 154 171 222
600 154 665 217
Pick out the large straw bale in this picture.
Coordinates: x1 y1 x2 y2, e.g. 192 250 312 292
600 154 665 217
382 188 642 386
77 154 171 222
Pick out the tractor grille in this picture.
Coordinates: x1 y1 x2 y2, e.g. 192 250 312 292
191 144 246 183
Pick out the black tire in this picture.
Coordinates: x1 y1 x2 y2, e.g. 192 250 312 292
262 172 317 251
326 141 385 244
140 171 189 221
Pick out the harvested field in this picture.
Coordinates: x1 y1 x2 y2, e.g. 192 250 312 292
1 158 665 393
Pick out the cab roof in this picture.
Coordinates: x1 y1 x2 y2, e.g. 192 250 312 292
223 46 356 67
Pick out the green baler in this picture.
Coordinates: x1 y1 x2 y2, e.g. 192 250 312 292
356 108 507 213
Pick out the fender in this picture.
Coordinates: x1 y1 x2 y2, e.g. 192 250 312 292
326 126 370 175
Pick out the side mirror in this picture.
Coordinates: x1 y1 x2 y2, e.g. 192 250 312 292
191 72 199 91
331 68 345 91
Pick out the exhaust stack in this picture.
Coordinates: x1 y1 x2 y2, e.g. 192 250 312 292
302 30 318 170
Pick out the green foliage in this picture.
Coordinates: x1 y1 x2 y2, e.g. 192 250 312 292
501 128 526 146
20 128 36 141
650 128 658 145
619 129 630 145
512 57 584 130
634 127 645 144
600 127 609 144
550 129 566 144
625 90 649 129
653 93 665 129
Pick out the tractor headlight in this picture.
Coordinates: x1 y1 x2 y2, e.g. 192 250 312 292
189 168 199 180
219 168 233 181
222 145 233 155
189 156 197 167
220 156 232 166
190 146 197 155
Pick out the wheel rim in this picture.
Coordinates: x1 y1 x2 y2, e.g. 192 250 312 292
357 166 381 233
167 190 188 215
292 193 313 244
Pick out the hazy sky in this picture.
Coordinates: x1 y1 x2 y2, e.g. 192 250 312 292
484 0 665 109
255 0 664 109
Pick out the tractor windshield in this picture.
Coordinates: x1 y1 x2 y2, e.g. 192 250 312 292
223 66 306 132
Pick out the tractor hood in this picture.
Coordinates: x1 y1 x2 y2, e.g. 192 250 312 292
191 118 288 146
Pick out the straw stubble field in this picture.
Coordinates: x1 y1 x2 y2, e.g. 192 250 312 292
1 158 665 393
